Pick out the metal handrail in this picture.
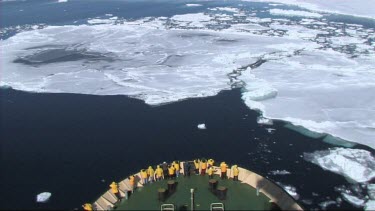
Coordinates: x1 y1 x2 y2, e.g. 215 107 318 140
161 203 175 211
210 202 224 211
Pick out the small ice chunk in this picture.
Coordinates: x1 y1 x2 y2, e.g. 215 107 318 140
341 193 365 207
257 117 273 125
36 192 51 203
58 0 68 2
186 4 202 7
365 200 375 211
319 200 336 209
197 124 206 130
277 182 299 200
269 170 291 175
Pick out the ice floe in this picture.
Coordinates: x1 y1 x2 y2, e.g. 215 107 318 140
244 0 375 19
269 9 323 18
304 148 375 183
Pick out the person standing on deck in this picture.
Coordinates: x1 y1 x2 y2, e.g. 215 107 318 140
82 203 93 211
162 162 168 179
194 159 200 175
220 162 228 180
129 175 136 193
147 166 155 183
173 161 180 177
110 182 121 202
207 166 214 179
168 165 176 179
140 169 148 185
208 159 215 168
201 159 207 175
232 165 240 181
155 165 164 181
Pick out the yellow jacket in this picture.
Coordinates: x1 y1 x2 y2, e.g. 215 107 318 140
168 166 175 175
173 162 180 170
147 167 155 176
207 167 214 175
201 162 207 170
110 182 119 194
208 159 214 166
129 176 135 186
233 167 239 176
194 160 200 169
156 166 163 177
140 170 148 179
220 162 228 173
83 203 93 211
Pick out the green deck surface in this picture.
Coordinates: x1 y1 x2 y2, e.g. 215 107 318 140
115 174 272 210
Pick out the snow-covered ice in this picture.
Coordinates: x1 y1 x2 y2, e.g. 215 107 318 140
244 0 375 19
304 148 375 183
269 9 323 18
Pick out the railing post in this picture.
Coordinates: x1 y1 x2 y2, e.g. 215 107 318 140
190 189 194 211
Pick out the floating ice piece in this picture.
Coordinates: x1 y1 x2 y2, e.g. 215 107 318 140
257 117 273 125
341 192 365 207
58 0 68 2
365 200 375 211
269 170 291 175
270 9 323 18
186 4 202 7
276 182 299 200
319 200 336 210
197 124 206 130
36 192 51 203
304 148 375 183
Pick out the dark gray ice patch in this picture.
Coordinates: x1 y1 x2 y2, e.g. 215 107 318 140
178 32 215 38
14 46 115 66
159 55 185 67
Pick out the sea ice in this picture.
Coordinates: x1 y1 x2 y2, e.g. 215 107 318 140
304 148 375 183
244 0 375 19
269 9 323 18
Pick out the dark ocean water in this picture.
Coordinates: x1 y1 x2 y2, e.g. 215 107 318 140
1 88 370 210
1 0 374 210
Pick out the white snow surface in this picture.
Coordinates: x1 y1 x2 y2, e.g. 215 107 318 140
269 9 323 18
244 0 375 19
304 148 375 183
1 8 375 150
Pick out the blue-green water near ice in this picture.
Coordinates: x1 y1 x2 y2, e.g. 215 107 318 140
1 0 374 210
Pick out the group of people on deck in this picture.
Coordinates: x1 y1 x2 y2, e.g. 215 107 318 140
82 159 240 211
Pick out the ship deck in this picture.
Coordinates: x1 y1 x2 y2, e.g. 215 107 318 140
116 174 272 210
